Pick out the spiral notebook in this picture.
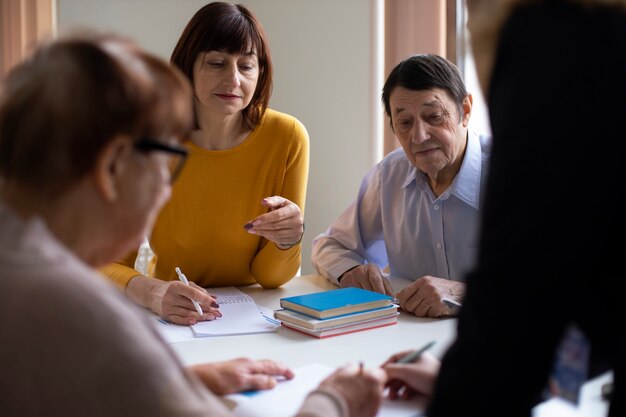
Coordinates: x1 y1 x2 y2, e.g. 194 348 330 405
190 287 279 337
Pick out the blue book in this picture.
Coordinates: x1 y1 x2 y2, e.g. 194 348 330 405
279 288 394 319
275 304 399 330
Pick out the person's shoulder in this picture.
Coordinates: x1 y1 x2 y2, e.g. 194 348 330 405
367 147 414 188
378 147 412 171
263 107 300 122
260 108 309 143
262 108 307 132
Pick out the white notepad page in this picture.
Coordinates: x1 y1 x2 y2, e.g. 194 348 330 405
226 363 425 417
191 287 279 337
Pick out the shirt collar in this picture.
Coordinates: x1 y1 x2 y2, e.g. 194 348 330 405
451 129 483 209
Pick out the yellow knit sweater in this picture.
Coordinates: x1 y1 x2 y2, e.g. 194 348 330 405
102 108 309 288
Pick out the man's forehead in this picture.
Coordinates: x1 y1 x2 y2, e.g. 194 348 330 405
391 88 449 113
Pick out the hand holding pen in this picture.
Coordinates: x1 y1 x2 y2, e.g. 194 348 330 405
175 267 203 315
318 363 387 417
162 266 220 325
381 341 440 399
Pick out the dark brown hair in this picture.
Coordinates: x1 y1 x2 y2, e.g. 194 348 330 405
170 2 273 130
382 54 468 125
0 32 193 198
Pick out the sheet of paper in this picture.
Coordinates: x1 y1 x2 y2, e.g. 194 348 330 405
257 305 281 325
532 397 579 417
149 288 278 342
151 315 195 343
191 287 279 337
226 363 425 417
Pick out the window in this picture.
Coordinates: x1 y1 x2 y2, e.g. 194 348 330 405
0 0 55 77
454 0 491 136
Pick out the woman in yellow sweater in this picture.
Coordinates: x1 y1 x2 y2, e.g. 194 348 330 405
103 2 308 325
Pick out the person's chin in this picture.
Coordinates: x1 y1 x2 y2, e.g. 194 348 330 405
211 100 244 114
413 157 444 173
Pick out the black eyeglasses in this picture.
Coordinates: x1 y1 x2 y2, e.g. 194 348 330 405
134 138 188 184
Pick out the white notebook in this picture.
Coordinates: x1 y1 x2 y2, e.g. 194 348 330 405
190 287 279 337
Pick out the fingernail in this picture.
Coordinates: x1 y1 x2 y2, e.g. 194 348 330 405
211 302 219 308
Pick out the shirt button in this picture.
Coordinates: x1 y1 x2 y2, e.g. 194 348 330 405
436 243 442 249
434 204 440 210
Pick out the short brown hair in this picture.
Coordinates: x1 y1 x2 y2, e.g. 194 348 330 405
0 32 193 198
170 2 273 131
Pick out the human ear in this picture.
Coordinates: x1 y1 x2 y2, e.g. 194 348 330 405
461 94 474 127
93 137 132 202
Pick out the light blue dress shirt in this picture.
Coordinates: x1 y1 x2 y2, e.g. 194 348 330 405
312 130 491 285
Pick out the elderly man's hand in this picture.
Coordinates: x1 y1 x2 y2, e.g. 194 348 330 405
338 264 394 296
397 276 465 317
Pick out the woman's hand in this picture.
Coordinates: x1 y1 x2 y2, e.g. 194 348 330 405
244 196 304 249
317 364 387 417
190 358 295 395
127 275 221 325
382 351 440 399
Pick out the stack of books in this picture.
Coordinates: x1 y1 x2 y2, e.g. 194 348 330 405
275 287 399 338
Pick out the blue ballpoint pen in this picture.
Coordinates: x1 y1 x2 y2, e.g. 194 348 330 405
175 266 204 316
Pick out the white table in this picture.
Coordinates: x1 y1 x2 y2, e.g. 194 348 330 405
171 274 457 369
168 274 611 417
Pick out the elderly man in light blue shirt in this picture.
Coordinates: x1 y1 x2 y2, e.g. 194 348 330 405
312 54 491 318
